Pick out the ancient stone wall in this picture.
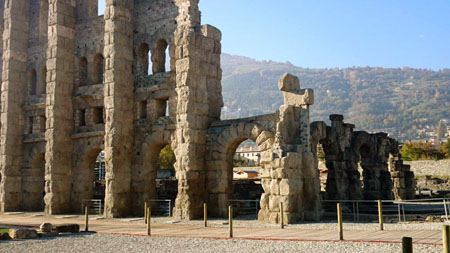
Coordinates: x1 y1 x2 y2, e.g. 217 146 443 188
0 0 30 212
311 115 415 201
205 74 320 223
0 0 415 223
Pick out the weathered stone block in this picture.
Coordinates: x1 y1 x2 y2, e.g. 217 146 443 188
53 224 79 233
40 222 52 233
9 228 38 239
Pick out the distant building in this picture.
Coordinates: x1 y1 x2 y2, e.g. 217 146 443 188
234 148 260 166
233 168 260 180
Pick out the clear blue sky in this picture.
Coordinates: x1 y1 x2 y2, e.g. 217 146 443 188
99 1 449 70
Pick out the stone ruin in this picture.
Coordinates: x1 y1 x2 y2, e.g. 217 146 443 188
311 115 415 201
0 0 415 224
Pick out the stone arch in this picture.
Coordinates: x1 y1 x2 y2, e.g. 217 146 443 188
353 132 393 200
152 39 168 74
71 140 104 213
135 43 150 80
310 120 363 201
23 144 46 211
132 130 173 215
206 123 275 217
92 53 104 85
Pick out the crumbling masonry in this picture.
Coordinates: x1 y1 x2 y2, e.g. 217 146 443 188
0 0 415 224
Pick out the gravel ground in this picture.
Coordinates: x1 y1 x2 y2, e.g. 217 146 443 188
0 233 442 253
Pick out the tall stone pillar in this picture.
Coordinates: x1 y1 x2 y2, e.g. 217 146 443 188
172 0 222 219
0 0 30 212
259 74 320 223
103 1 134 218
44 0 75 214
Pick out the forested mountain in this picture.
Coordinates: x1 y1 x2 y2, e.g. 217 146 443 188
220 53 450 141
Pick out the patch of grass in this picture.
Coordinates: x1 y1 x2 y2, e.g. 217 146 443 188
0 228 10 233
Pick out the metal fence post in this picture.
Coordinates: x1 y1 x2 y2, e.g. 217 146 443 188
402 237 413 253
144 201 148 224
85 205 89 232
229 205 233 238
443 225 450 253
147 207 151 236
337 203 343 240
378 200 384 231
280 202 284 229
204 203 207 227
444 200 449 222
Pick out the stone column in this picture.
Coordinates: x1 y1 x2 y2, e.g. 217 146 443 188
172 0 222 220
0 0 29 212
103 1 134 218
259 73 320 223
44 0 75 214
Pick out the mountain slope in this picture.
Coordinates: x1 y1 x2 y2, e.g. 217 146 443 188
220 53 450 141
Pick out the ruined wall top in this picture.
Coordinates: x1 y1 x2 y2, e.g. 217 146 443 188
278 73 314 107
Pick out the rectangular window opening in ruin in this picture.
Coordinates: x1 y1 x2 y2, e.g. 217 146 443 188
155 99 169 118
79 109 86 127
39 116 46 133
140 100 147 119
29 69 37 96
28 117 34 134
93 107 105 124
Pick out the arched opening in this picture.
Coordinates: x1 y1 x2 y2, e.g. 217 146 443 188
140 141 178 217
229 139 262 219
81 149 106 214
155 145 177 216
152 39 168 74
29 69 37 96
98 0 105 16
136 43 150 78
93 150 106 201
359 144 378 199
92 54 104 85
79 57 88 87
40 67 47 95
23 152 45 211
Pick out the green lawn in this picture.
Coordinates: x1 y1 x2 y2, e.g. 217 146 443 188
0 228 9 233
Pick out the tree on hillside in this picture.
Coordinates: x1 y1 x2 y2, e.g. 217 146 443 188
437 120 447 141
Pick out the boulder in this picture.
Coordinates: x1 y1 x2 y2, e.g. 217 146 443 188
40 222 52 233
53 224 80 233
8 228 38 239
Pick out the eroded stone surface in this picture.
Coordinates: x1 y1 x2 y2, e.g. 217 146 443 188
8 228 38 239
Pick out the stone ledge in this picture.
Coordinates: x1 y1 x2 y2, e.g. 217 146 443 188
23 135 45 143
72 131 105 139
